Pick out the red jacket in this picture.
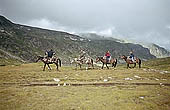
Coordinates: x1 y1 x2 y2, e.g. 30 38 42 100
105 52 111 57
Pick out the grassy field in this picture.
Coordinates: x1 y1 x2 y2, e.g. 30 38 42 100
0 58 170 110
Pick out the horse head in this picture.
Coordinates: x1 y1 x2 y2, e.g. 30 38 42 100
120 55 126 59
36 56 44 62
96 56 102 63
120 55 128 61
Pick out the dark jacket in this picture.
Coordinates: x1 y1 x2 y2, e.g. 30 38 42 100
47 50 55 58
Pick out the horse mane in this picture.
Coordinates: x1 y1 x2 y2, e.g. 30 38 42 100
37 55 44 58
97 56 103 59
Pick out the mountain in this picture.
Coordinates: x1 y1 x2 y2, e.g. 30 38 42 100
120 38 170 58
80 33 170 58
0 15 156 65
145 44 170 58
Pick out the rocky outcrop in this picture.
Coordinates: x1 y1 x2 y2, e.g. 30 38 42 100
147 44 170 58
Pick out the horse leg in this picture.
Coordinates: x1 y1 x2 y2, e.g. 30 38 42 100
133 63 136 68
79 64 81 69
47 64 51 70
43 64 46 71
55 63 58 71
139 63 141 68
112 63 114 67
102 63 104 69
127 64 129 69
86 64 88 70
106 63 109 69
91 59 94 69
139 59 141 68
75 64 78 70
114 59 117 68
92 63 94 69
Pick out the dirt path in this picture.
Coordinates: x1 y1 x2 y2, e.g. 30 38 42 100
2 82 170 87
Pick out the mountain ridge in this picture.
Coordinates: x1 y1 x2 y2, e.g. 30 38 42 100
0 15 156 64
79 33 170 58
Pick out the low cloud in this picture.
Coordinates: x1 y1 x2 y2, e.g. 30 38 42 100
1 0 170 50
167 25 170 30
23 19 170 49
26 18 64 31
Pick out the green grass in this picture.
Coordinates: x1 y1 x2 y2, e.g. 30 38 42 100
0 58 22 66
143 57 170 71
0 58 170 110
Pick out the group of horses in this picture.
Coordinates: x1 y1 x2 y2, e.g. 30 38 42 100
36 55 141 71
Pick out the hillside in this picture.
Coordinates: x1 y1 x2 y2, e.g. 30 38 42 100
80 33 170 58
0 15 156 64
144 57 170 71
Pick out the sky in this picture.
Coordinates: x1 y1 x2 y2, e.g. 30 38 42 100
0 0 170 50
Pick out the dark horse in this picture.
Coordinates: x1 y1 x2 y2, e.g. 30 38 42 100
96 56 117 69
36 56 61 71
120 55 141 68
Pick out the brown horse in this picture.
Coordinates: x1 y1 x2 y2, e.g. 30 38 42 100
70 57 94 70
96 56 117 69
120 55 141 68
36 56 61 71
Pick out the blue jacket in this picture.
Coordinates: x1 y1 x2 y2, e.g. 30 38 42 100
129 53 134 58
47 51 55 58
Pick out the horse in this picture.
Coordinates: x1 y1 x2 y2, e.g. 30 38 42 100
120 55 141 68
96 56 117 69
70 57 94 70
36 56 61 71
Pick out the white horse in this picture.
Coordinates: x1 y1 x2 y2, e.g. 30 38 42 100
70 57 94 70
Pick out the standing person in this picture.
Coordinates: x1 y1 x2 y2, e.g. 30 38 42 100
129 51 135 62
105 51 111 63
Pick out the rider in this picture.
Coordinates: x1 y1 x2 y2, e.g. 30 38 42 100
129 51 135 62
45 49 55 62
79 49 86 60
105 51 111 63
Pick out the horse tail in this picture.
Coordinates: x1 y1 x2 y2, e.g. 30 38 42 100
114 58 117 67
138 58 141 68
57 58 62 67
91 59 93 64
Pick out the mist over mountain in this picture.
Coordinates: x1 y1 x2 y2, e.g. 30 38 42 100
0 0 170 50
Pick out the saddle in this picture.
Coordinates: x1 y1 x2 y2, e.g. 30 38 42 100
46 57 56 63
103 56 111 63
77 56 86 63
128 56 136 63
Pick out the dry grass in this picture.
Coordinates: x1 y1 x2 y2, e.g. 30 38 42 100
0 60 170 110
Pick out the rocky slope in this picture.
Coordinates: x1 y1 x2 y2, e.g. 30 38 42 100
0 15 156 64
146 44 170 58
80 33 170 58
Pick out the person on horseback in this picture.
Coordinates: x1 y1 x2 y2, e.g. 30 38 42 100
79 50 86 60
45 49 55 62
129 51 135 62
105 51 111 63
